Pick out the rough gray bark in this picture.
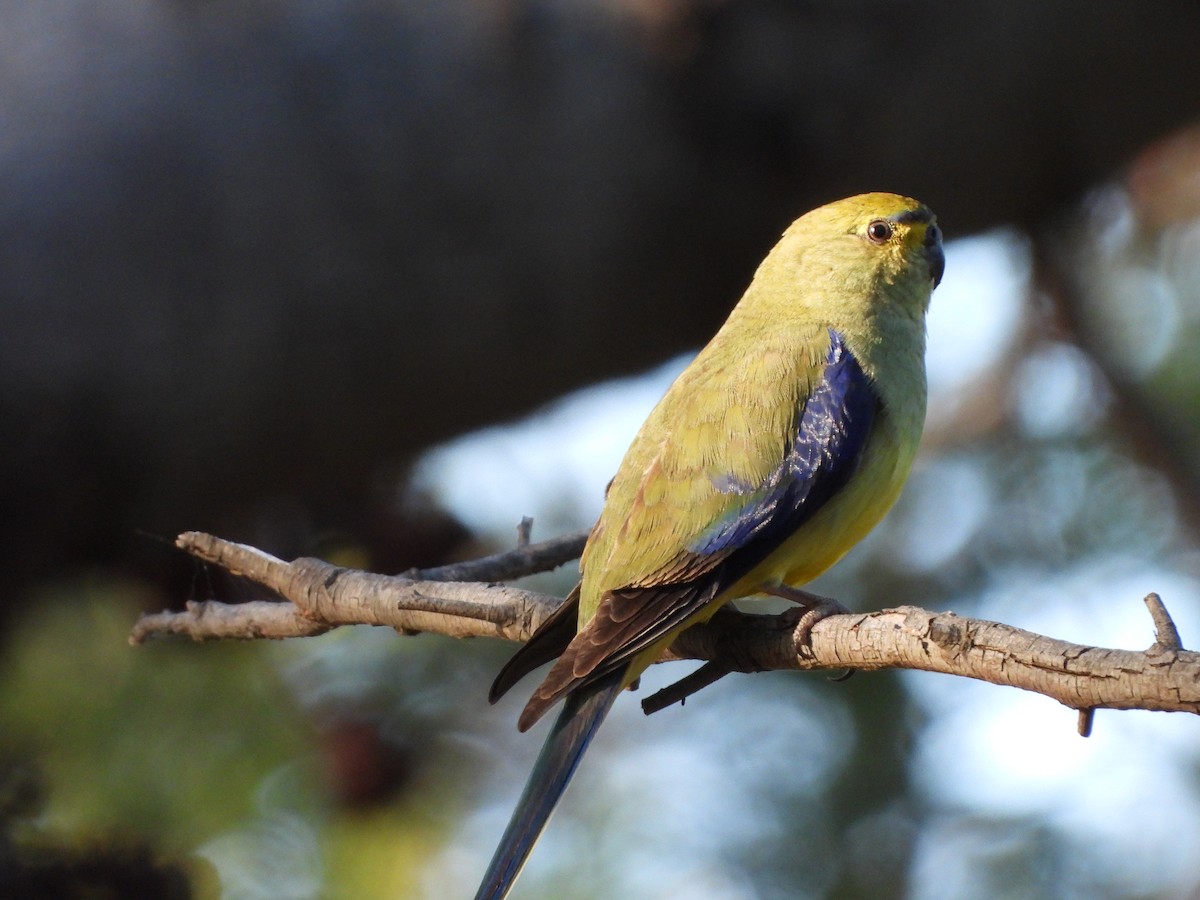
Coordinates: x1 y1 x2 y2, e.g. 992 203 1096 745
131 532 1200 724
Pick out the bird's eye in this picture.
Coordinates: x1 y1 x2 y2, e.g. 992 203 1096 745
866 220 893 243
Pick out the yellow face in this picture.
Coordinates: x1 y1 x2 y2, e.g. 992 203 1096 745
840 193 944 292
764 192 943 327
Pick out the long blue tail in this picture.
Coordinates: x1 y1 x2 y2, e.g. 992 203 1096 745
474 673 623 900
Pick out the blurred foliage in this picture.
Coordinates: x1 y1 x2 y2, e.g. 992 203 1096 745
0 580 306 845
0 579 511 897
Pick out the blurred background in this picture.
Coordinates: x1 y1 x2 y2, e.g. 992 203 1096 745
3 1 1200 897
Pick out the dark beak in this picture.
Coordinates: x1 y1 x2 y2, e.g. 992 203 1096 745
924 223 945 288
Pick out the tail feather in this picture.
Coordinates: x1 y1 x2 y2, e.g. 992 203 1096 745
473 672 623 900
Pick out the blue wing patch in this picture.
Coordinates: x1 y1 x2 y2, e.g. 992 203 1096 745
687 328 877 560
503 328 881 718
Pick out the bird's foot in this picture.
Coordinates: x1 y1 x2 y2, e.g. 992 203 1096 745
763 584 850 656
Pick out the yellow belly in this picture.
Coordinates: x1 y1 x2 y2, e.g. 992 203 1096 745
724 420 917 599
623 414 919 684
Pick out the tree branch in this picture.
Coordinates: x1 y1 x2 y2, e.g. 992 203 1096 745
400 525 587 584
131 532 1200 721
129 531 562 643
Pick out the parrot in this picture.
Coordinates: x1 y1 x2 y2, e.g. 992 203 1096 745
474 192 944 899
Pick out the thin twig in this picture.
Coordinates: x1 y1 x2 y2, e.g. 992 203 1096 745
1077 708 1095 737
1144 592 1184 652
130 599 330 643
642 661 733 714
516 517 534 548
400 528 587 583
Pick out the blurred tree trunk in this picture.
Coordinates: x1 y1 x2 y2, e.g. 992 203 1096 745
1 0 1198 596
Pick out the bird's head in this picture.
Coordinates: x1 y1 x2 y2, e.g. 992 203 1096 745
856 192 943 288
758 193 944 326
821 192 943 292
